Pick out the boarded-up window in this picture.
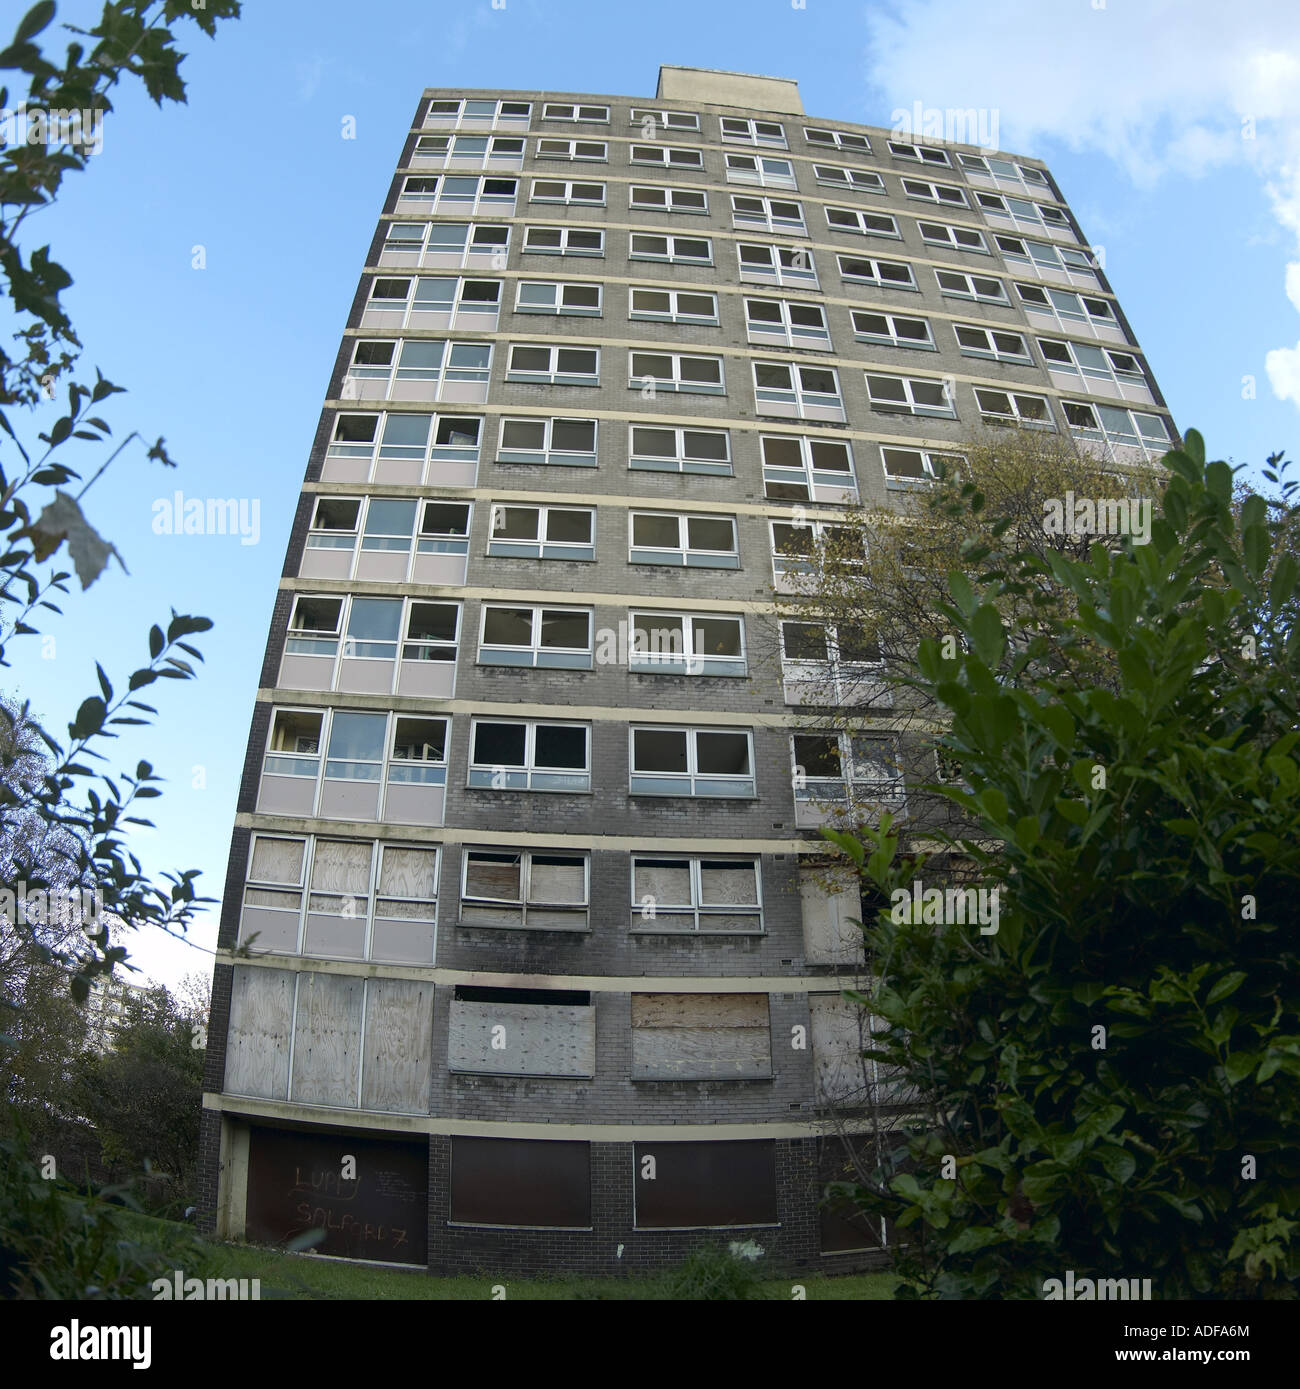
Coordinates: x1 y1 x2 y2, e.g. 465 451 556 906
811 993 872 1104
375 846 438 920
450 1137 590 1227
631 856 761 932
799 863 865 964
633 1140 778 1228
246 1126 427 1264
290 972 364 1107
448 987 595 1077
630 993 771 1079
225 967 294 1100
818 1136 883 1254
461 848 589 930
309 839 372 911
250 836 305 885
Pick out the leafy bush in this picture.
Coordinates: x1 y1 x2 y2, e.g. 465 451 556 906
658 1246 773 1301
0 1119 209 1298
828 434 1300 1298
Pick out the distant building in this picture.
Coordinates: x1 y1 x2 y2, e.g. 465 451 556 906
199 66 1175 1275
84 974 150 1054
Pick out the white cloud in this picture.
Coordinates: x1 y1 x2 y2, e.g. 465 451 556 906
862 0 1300 408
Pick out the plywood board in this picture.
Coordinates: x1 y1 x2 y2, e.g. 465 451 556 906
224 967 293 1100
361 978 435 1114
447 1000 595 1078
290 971 363 1107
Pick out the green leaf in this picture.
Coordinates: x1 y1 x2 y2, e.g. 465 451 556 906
69 696 106 741
969 605 1005 666
1269 552 1297 610
1243 523 1269 579
1205 971 1247 1006
14 1 56 45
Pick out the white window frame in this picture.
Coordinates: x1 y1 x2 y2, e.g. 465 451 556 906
724 152 797 188
974 388 1056 429
344 338 493 398
362 274 502 329
812 164 884 194
541 102 610 122
851 308 934 351
397 174 518 215
460 848 591 928
629 727 757 797
629 107 701 132
887 140 949 166
505 342 599 386
792 732 905 804
837 254 917 291
629 286 719 325
804 126 871 153
917 219 988 252
627 423 732 476
976 190 1073 237
534 137 608 162
825 205 901 238
866 372 957 419
1062 401 1171 459
628 511 740 568
769 518 865 582
424 97 531 130
467 719 592 792
760 434 858 501
323 414 483 484
736 241 817 287
629 856 763 932
627 611 748 677
1015 283 1120 337
628 350 725 395
1037 338 1146 393
901 177 968 207
994 234 1097 285
522 225 605 257
730 194 806 232
514 280 603 316
719 117 787 147
959 152 1053 195
628 232 713 264
630 142 704 169
529 178 606 206
629 183 709 214
953 323 1031 364
753 360 845 420
935 268 1007 303
880 445 967 485
497 416 598 468
411 133 525 169
380 221 509 270
744 296 830 348
487 502 595 560
478 604 594 669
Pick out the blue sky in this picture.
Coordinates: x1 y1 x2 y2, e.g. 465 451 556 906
7 0 1299 989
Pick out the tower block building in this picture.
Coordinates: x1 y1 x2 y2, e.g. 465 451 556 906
198 67 1175 1274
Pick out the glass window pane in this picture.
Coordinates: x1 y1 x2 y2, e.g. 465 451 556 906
473 723 527 766
633 729 688 772
696 733 751 775
326 712 387 762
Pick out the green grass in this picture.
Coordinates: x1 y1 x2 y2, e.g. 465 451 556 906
113 1211 898 1300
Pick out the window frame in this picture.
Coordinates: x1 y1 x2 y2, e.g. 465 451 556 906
486 501 596 560
628 231 713 265
628 726 757 798
629 855 763 932
513 279 603 316
477 603 594 670
628 510 740 569
628 350 725 395
467 718 593 792
505 342 600 386
627 423 732 476
865 371 957 419
627 610 748 677
521 225 606 257
496 416 598 468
